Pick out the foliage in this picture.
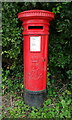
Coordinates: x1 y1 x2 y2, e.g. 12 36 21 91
2 2 72 119
2 80 72 119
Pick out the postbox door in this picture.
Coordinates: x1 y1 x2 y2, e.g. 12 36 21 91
23 34 48 91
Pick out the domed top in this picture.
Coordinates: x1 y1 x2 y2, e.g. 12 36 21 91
18 10 54 21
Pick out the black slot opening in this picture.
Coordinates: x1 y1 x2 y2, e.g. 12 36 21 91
28 26 43 30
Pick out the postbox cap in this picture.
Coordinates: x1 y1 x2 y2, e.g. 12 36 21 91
18 10 54 21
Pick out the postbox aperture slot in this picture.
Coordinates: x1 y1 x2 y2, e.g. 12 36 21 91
28 26 43 30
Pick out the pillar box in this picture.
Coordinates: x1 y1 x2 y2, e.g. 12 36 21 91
18 10 54 107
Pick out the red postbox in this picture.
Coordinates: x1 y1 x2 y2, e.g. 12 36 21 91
18 10 54 107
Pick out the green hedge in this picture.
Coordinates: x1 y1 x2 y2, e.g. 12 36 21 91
2 2 72 85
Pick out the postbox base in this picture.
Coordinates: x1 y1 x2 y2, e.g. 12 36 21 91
24 89 46 108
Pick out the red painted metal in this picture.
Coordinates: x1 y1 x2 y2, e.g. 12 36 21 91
18 10 54 91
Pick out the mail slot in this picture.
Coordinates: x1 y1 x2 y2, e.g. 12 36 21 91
18 10 54 107
28 26 43 30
